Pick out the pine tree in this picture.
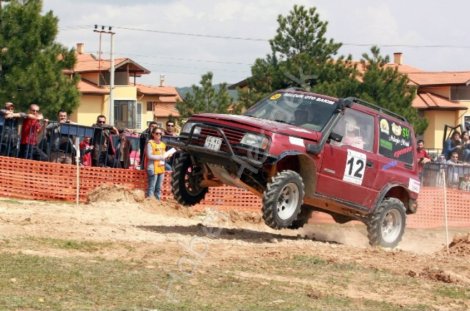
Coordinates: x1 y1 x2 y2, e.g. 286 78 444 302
239 5 358 109
0 0 79 118
176 72 233 119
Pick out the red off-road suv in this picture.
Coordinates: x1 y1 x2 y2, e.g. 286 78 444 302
168 89 421 248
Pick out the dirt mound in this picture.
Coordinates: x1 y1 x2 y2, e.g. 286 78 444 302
139 198 199 218
408 267 462 284
227 209 263 225
87 184 145 204
446 233 470 256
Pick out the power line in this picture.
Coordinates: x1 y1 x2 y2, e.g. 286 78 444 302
60 25 470 50
114 26 267 42
120 52 253 66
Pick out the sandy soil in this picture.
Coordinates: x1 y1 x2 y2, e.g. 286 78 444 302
1 185 469 308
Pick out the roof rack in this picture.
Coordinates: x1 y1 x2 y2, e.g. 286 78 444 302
284 87 306 92
344 96 407 122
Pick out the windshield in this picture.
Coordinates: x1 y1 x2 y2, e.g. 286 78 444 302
244 91 338 132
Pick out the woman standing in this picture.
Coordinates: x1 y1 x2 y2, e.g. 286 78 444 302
146 127 167 200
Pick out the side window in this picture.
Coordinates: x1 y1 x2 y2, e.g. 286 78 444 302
332 109 374 152
378 118 413 164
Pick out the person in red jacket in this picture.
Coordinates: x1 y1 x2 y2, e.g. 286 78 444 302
19 103 48 160
417 139 431 180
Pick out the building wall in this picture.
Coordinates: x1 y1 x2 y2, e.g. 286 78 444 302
112 85 137 99
457 101 470 125
423 110 457 150
72 94 105 125
421 86 449 98
80 73 99 85
140 95 159 129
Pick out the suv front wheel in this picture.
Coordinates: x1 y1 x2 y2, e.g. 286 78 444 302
262 170 304 229
367 198 406 248
171 153 208 206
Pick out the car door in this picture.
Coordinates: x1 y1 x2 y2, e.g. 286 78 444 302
315 108 379 208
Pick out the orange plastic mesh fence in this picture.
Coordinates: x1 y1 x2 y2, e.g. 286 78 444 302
1 156 469 228
0 156 145 202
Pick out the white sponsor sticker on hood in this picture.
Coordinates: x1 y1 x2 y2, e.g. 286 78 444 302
289 136 305 147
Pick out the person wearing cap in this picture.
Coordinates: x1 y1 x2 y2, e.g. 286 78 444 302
0 102 27 157
18 103 49 160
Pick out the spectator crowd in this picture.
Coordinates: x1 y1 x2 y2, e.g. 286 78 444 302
0 101 179 199
418 130 470 191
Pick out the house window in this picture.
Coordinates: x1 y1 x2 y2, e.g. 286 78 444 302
114 100 136 129
147 101 155 111
450 85 470 100
136 103 142 129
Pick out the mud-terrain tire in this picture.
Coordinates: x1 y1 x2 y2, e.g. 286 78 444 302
366 197 406 248
262 170 304 229
288 205 313 229
171 153 208 206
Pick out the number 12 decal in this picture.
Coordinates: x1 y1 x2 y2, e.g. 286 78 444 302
343 149 367 185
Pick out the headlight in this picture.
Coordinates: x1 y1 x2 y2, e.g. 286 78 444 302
240 133 269 149
181 122 201 135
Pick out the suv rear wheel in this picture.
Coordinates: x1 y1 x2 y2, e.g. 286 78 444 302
262 170 304 229
171 153 208 206
367 198 406 248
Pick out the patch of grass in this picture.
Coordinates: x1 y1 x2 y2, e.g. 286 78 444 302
0 199 22 204
434 286 470 299
28 237 114 252
0 247 464 311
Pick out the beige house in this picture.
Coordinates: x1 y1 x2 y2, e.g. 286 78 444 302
388 53 468 150
69 43 180 130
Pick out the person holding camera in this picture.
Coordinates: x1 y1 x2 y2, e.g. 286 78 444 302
91 115 118 167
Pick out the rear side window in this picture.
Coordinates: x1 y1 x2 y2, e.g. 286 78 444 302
378 117 413 164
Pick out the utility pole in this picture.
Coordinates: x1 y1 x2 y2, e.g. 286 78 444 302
94 25 115 125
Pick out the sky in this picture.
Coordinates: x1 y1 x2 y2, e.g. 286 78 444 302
42 0 470 88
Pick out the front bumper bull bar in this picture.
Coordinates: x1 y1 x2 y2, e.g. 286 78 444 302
165 124 269 175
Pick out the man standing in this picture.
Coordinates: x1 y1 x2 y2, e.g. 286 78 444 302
417 139 431 182
91 115 118 167
19 103 48 160
139 121 157 169
163 119 178 170
46 109 75 164
0 102 26 157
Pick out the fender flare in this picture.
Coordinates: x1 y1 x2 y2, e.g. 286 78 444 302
372 183 411 214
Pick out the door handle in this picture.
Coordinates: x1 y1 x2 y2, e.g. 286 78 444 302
366 160 374 167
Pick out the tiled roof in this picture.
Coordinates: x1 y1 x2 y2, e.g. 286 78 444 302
74 53 149 74
385 63 423 74
78 79 109 94
412 92 467 110
154 103 180 117
407 72 470 86
136 84 180 97
158 95 180 103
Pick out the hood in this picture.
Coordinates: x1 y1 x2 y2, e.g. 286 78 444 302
190 113 321 141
